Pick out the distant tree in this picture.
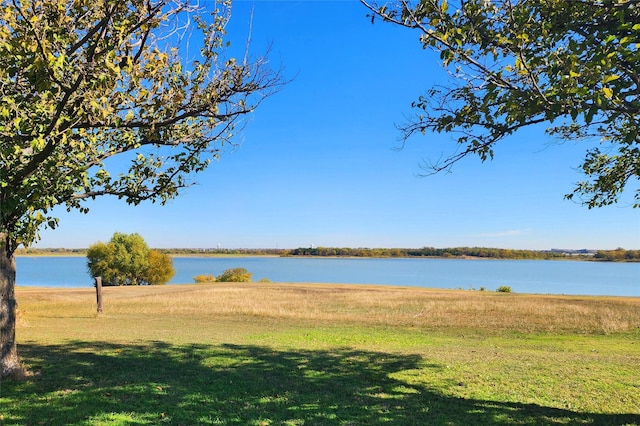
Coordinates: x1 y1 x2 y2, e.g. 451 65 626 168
87 232 174 286
104 232 150 285
361 0 640 208
0 0 281 378
85 241 119 285
145 249 175 285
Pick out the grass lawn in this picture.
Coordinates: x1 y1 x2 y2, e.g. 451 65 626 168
2 283 639 425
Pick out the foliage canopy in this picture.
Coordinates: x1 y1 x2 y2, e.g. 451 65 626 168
362 0 640 208
87 232 175 285
0 0 282 253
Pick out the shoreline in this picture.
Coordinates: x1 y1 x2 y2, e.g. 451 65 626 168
15 252 639 263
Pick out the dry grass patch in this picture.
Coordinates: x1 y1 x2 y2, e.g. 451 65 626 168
17 283 640 336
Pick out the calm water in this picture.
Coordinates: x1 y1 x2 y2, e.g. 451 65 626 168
15 256 640 296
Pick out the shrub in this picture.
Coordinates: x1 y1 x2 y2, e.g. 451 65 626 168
193 274 216 284
496 286 512 293
215 268 253 282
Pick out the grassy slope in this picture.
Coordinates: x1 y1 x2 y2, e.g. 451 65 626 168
3 283 640 425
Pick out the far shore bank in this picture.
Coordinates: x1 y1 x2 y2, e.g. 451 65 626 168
15 252 640 262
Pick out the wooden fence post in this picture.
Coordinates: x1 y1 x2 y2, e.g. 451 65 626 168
95 276 103 313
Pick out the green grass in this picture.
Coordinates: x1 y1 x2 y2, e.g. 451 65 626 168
2 284 639 425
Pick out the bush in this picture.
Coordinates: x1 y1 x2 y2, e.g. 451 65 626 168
215 268 253 282
193 274 216 284
496 286 512 293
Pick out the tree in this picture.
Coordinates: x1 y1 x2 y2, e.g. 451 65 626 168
87 232 173 285
361 0 640 208
145 248 175 285
0 0 282 378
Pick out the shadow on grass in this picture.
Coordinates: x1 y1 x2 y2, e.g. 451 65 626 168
3 341 638 425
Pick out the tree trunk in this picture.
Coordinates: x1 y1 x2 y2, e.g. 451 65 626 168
0 245 20 379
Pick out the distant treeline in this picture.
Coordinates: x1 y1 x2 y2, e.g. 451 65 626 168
15 247 87 255
15 247 284 256
15 246 640 261
156 248 286 256
593 248 640 262
287 246 640 261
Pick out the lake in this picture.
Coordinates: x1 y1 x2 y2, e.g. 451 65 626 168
14 256 640 296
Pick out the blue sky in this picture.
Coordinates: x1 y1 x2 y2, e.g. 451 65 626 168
35 0 639 250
